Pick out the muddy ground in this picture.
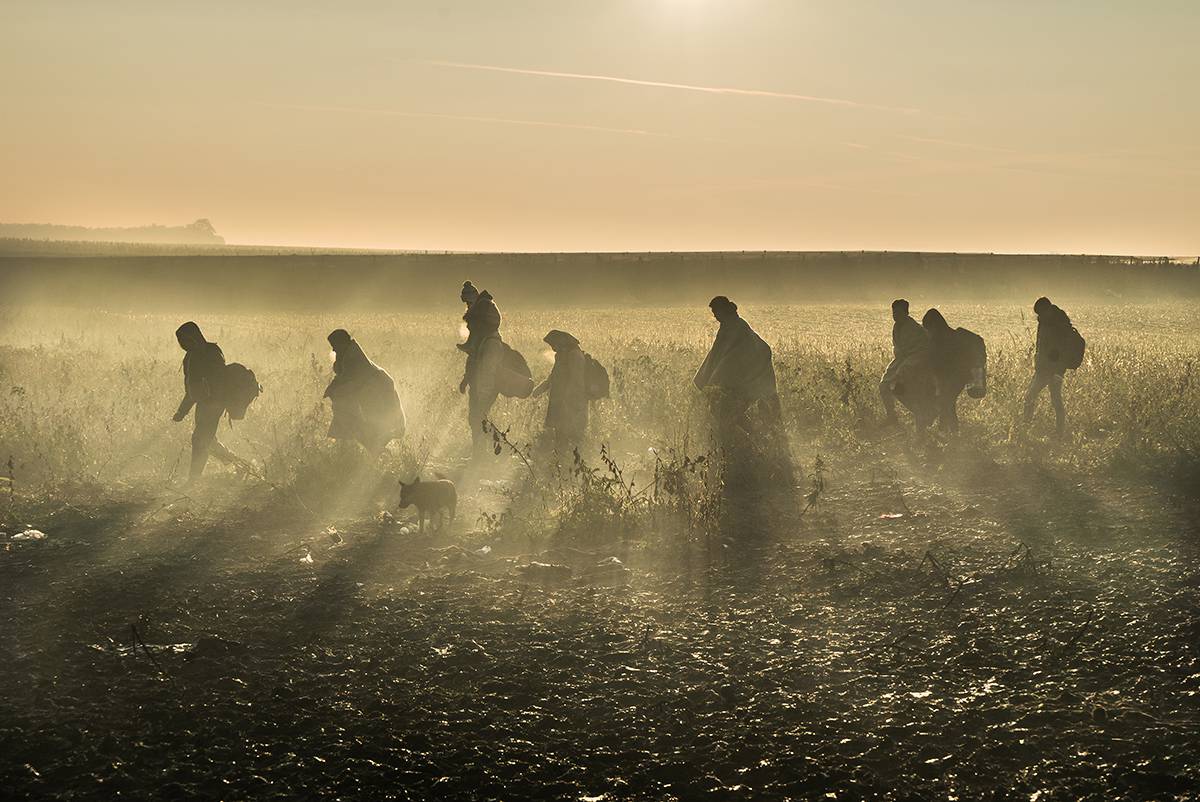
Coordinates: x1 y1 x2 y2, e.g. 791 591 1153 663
2 447 1199 801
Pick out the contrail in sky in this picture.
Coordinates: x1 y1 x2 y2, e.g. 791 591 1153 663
262 102 687 138
421 60 919 114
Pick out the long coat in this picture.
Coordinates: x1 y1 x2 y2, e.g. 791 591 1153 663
325 341 405 451
540 345 588 443
694 316 777 401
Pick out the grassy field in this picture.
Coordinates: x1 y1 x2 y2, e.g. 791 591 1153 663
2 300 1199 799
2 301 1198 488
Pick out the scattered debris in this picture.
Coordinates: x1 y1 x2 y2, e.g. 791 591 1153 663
11 528 47 541
580 556 633 586
90 642 194 657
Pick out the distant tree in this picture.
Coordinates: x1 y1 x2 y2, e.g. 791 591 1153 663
189 219 218 236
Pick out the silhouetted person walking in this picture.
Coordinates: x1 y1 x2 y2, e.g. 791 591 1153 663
922 308 987 433
458 281 505 457
1023 297 1081 437
457 280 501 362
694 296 786 462
325 329 406 454
533 330 590 449
880 299 930 425
172 321 234 481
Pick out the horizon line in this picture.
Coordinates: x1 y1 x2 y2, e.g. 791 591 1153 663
1 235 1192 261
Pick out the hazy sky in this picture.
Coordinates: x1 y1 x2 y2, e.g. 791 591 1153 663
3 1 1198 253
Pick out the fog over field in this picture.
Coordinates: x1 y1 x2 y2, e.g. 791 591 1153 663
2 260 1200 799
2 249 1198 313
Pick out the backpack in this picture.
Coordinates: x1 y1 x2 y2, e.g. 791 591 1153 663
1064 326 1086 370
223 362 262 420
496 344 534 398
956 328 988 398
583 353 609 400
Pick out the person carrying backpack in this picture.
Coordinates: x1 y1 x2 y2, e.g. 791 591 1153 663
922 308 987 434
1023 296 1083 437
457 280 501 369
457 282 510 458
172 321 238 481
532 330 606 449
455 280 538 459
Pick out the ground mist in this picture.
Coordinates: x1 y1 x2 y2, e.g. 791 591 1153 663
1 298 1198 799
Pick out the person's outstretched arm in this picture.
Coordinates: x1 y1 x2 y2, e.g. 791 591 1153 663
173 356 195 421
173 391 194 422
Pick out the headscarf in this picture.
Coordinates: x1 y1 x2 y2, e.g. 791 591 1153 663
921 308 950 333
461 280 479 303
328 329 372 375
543 330 580 351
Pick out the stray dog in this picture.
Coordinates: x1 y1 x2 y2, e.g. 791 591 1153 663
397 476 457 533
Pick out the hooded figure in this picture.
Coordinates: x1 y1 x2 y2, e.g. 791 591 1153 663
921 308 987 433
457 281 501 359
694 297 785 459
172 321 235 481
694 297 777 401
324 329 406 454
457 281 505 457
880 299 930 425
1023 296 1073 436
533 329 589 448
